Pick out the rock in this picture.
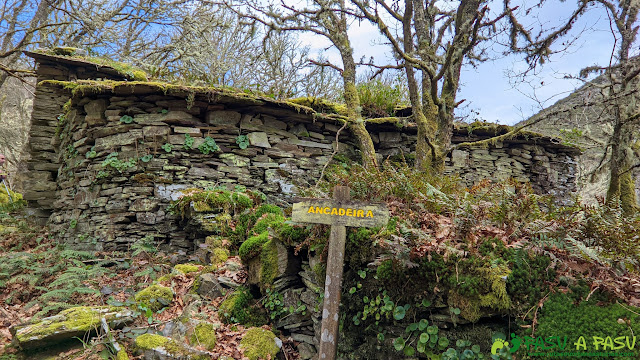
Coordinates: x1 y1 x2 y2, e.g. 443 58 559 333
189 322 218 351
10 306 135 349
247 132 271 148
297 342 317 360
217 276 241 289
134 333 210 360
379 132 402 143
161 320 189 339
291 333 315 345
207 110 242 125
135 285 174 312
290 123 307 136
239 328 280 360
129 198 159 212
197 273 224 298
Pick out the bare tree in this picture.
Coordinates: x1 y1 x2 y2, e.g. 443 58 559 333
507 0 640 213
0 0 62 87
352 0 511 171
226 0 379 169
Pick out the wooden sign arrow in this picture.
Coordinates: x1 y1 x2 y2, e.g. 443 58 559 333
291 186 390 360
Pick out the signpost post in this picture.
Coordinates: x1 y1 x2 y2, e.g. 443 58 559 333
291 186 389 360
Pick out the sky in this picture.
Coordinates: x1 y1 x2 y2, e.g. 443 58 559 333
297 1 629 125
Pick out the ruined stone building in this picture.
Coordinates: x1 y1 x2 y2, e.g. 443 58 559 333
21 49 580 252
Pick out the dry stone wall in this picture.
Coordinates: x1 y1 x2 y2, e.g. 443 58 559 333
22 56 580 252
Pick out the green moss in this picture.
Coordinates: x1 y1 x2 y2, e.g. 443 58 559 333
210 247 230 266
234 204 283 242
219 288 267 326
190 322 217 350
507 250 555 309
156 273 176 282
376 260 394 280
134 284 173 312
16 306 121 341
239 327 280 360
287 97 348 115
260 240 278 287
206 235 224 248
0 184 23 205
252 213 285 235
134 334 168 350
534 293 640 358
116 349 130 360
271 221 309 246
239 231 270 262
174 264 200 274
170 189 253 218
135 333 209 360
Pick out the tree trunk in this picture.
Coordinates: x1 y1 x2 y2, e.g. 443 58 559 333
340 44 377 170
606 121 637 214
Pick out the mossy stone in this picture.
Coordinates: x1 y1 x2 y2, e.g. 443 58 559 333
218 288 267 326
206 235 224 248
251 213 285 235
134 333 168 350
239 327 280 360
175 264 200 274
134 285 173 312
116 349 130 360
239 231 270 262
135 333 209 360
190 322 217 350
259 240 278 287
12 306 133 347
210 247 230 266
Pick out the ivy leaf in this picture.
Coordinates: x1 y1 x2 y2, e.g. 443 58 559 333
419 333 429 344
418 318 429 331
393 337 405 351
403 346 415 356
119 115 133 124
393 305 406 320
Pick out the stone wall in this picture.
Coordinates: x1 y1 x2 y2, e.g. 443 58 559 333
22 54 580 251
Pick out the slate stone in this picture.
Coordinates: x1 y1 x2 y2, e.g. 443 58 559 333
197 273 225 299
247 132 271 148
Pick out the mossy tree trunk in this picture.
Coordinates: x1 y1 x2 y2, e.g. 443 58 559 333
340 45 378 169
602 4 640 215
356 0 487 174
605 105 638 215
237 0 379 170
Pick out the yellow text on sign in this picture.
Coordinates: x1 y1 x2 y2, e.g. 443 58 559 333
306 206 374 218
292 199 389 228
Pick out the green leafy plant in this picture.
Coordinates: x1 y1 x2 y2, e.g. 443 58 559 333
161 143 173 153
140 154 153 163
101 152 136 173
198 136 220 154
131 235 157 257
85 146 97 159
236 135 250 149
356 78 406 118
183 134 194 150
119 115 133 124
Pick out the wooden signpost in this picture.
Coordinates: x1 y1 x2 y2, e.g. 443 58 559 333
292 186 389 360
